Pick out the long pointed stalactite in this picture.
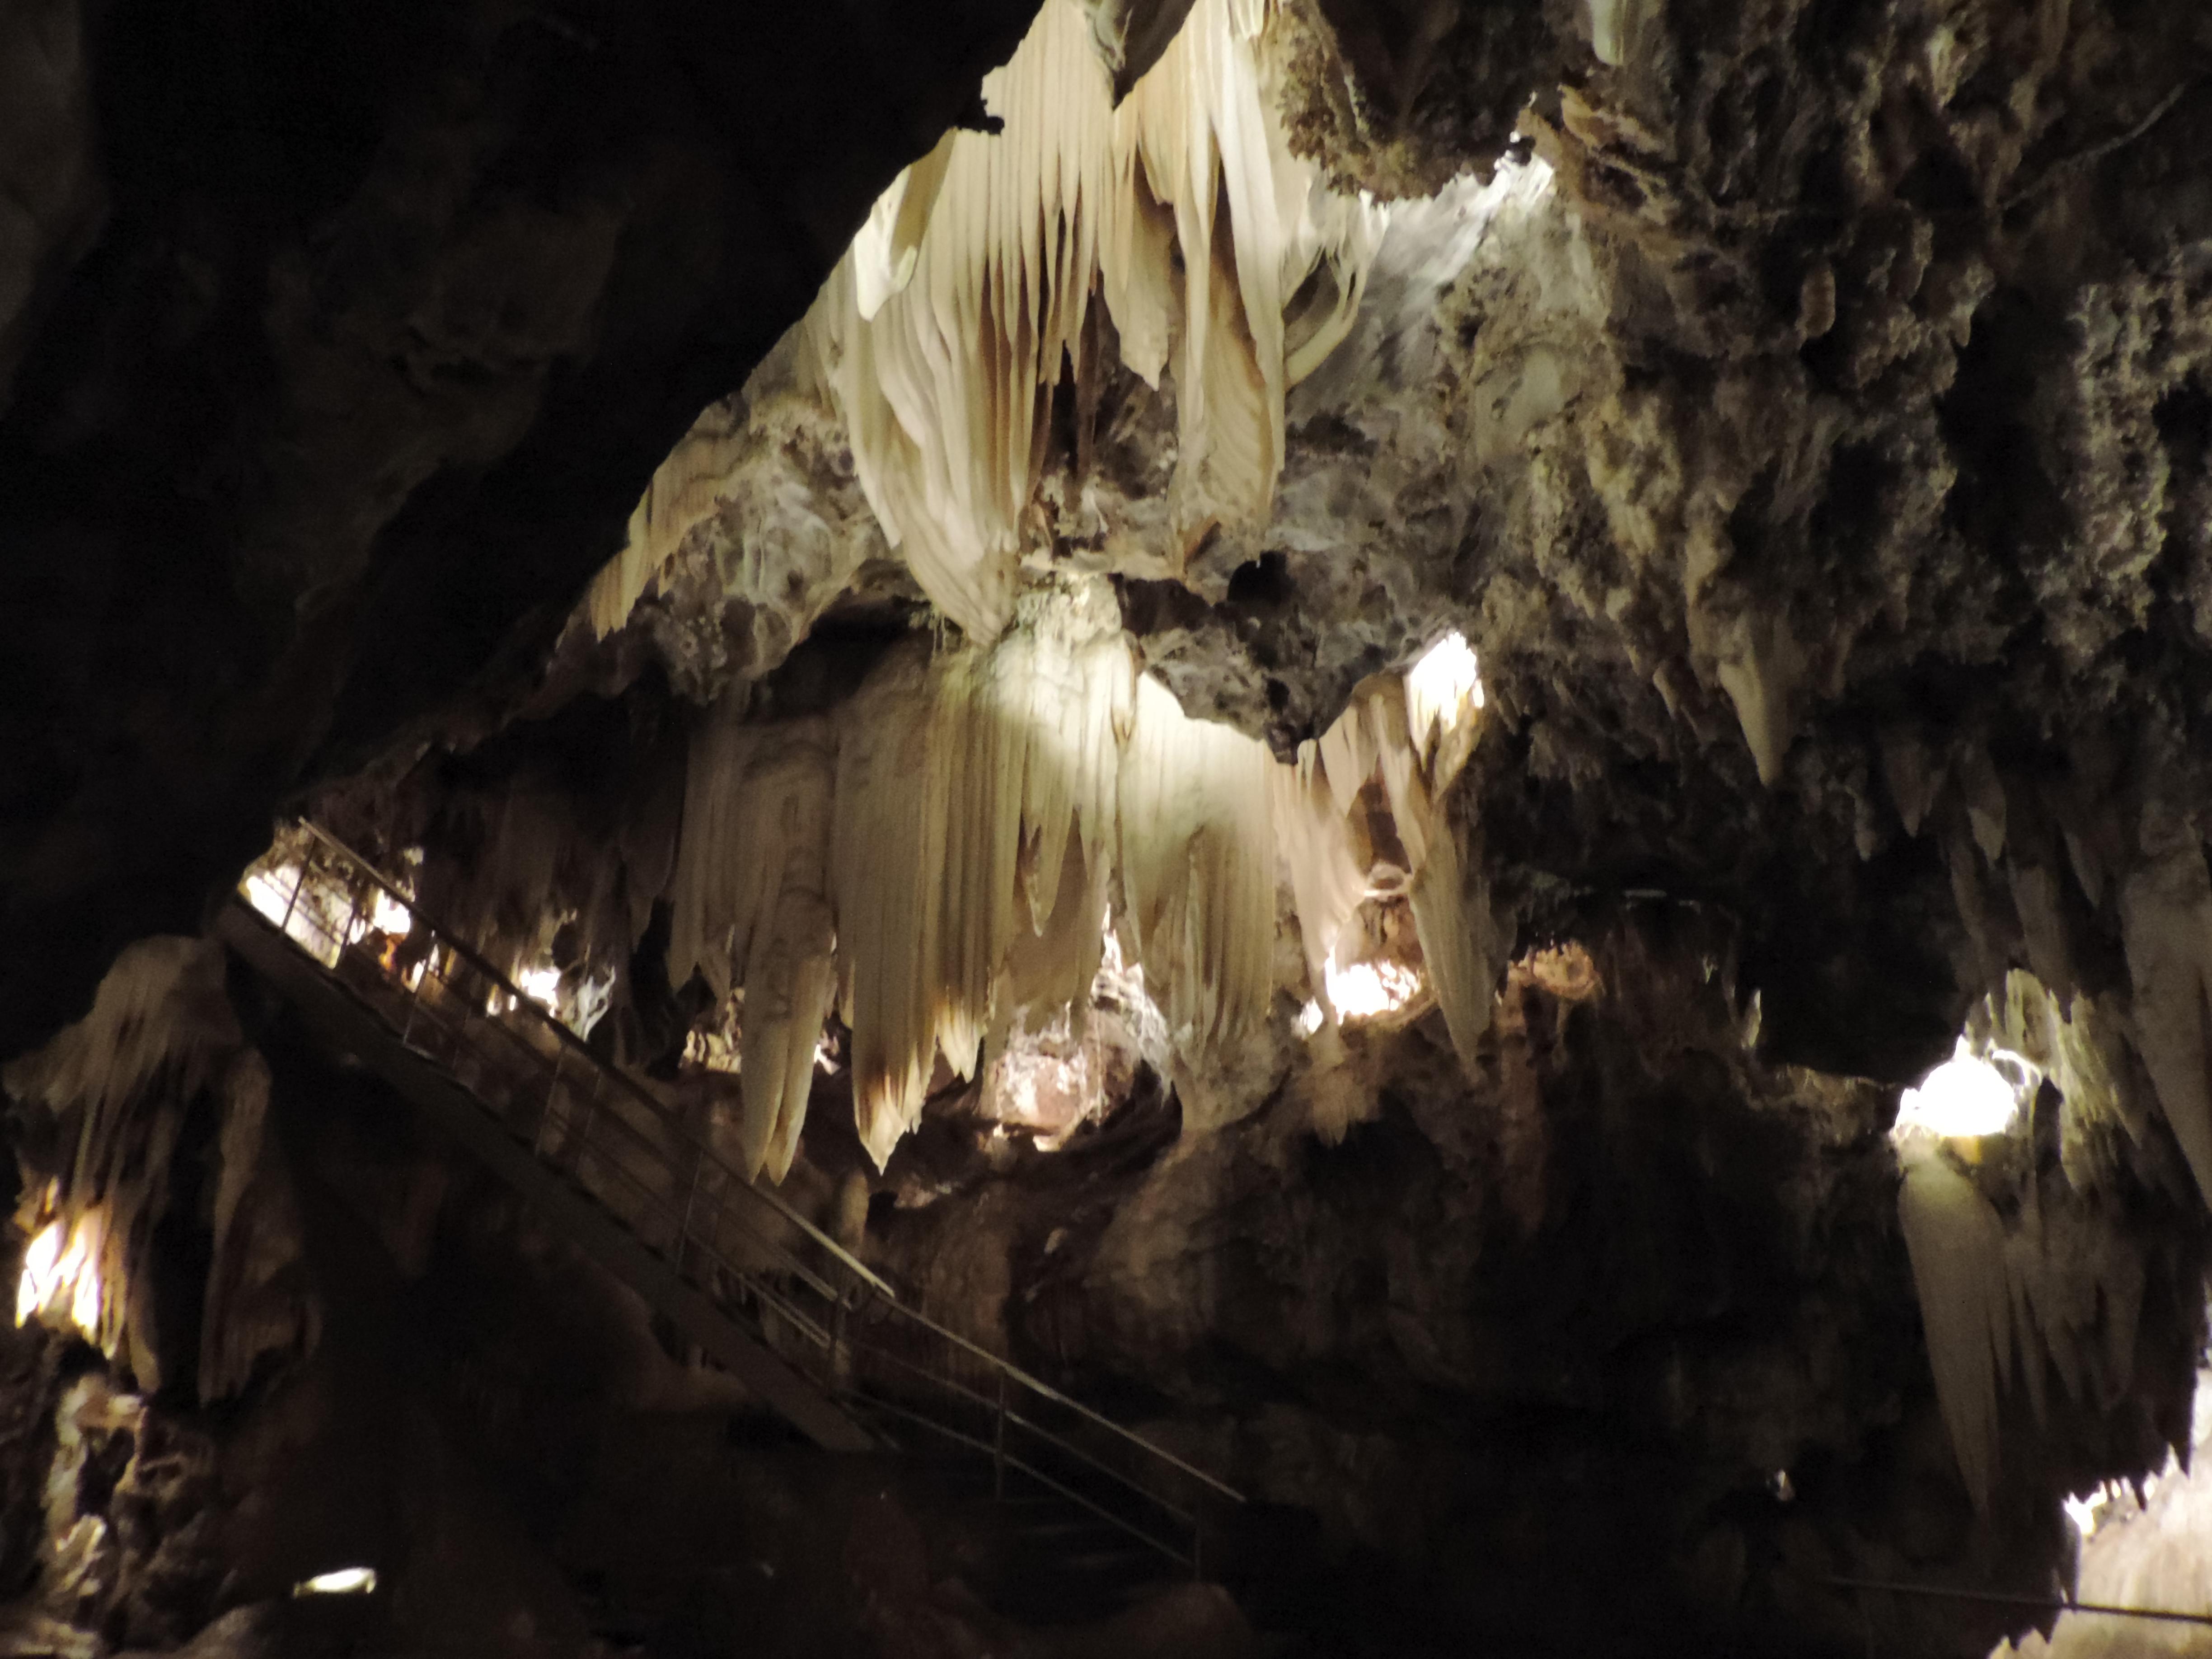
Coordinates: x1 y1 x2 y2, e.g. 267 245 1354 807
664 583 1490 1178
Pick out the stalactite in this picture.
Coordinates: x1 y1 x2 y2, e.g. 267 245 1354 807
1896 1139 2015 1512
668 594 1492 1176
1895 1050 2156 1514
2117 808 2212 1208
5 939 315 1397
666 712 840 1181
590 0 1383 645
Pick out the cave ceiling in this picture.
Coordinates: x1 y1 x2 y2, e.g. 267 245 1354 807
0 0 2206 1135
7 3 2212 1652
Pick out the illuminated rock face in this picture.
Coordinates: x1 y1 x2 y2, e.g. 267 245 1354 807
7 0 2212 1654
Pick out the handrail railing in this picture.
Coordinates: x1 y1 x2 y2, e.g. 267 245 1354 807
288 821 892 1296
232 823 1243 1573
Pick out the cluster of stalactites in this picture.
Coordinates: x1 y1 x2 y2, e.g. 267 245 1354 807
1276 634 1495 1068
1893 977 2160 1514
4 937 313 1401
1897 1136 2149 1515
663 593 1490 1181
586 0 1383 644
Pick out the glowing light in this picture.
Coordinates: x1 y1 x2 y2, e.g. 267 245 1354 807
684 1029 742 1074
15 1221 60 1326
1324 957 1422 1022
368 890 412 937
2063 1490 2103 1537
515 965 562 1013
293 1567 377 1597
1403 631 1484 759
16 1214 103 1337
242 864 306 927
1894 1039 2028 1139
814 1034 840 1075
1294 1000 1326 1037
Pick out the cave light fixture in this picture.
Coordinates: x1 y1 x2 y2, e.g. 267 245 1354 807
241 861 306 929
2064 1486 2114 1539
1325 956 1422 1021
366 889 412 939
292 1566 378 1597
14 1211 103 1337
1405 630 1484 724
515 964 562 1013
1891 1037 2036 1143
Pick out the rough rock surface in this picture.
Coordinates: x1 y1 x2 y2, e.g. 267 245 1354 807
7 0 2212 1654
0 0 1041 1059
858 923 2208 1657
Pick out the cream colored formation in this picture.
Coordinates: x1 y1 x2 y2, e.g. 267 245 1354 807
586 0 1384 645
8 937 316 1397
590 0 1477 1181
1894 972 2166 1514
663 585 1489 1181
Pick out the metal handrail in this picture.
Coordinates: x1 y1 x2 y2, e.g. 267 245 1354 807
866 1297 1247 1504
848 1392 1197 1570
1827 1575 2212 1631
291 821 894 1298
237 823 1245 1570
856 1337 1196 1523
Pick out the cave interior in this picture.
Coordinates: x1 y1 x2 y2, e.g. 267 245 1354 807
4 0 2212 1655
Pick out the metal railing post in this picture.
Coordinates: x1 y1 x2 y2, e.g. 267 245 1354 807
540 1046 564 1153
334 879 366 966
676 1150 703 1270
571 1071 603 1178
993 1371 1008 1501
399 954 423 1047
280 865 305 934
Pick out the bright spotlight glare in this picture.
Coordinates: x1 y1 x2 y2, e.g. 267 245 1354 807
1405 630 1484 747
293 1566 378 1597
1894 1040 2024 1139
515 965 562 1012
1325 958 1421 1021
2063 1491 2101 1537
17 1214 103 1336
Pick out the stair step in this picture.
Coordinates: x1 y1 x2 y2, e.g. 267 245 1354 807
232 869 1219 1527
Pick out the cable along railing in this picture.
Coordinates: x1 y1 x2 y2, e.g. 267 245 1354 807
233 822 1242 1573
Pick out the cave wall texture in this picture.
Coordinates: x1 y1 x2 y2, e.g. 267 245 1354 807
0 0 1042 1059
8 0 2212 1655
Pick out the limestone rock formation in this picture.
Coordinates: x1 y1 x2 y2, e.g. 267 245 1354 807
5 0 2212 1654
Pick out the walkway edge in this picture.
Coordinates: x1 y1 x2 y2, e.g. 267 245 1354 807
217 901 877 1454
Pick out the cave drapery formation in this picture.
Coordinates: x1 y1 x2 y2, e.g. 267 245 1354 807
7 0 2212 1654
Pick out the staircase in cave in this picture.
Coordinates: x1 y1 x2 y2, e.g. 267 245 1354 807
216 823 1241 1608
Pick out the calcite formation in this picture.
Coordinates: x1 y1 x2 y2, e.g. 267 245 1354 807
654 579 1487 1176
